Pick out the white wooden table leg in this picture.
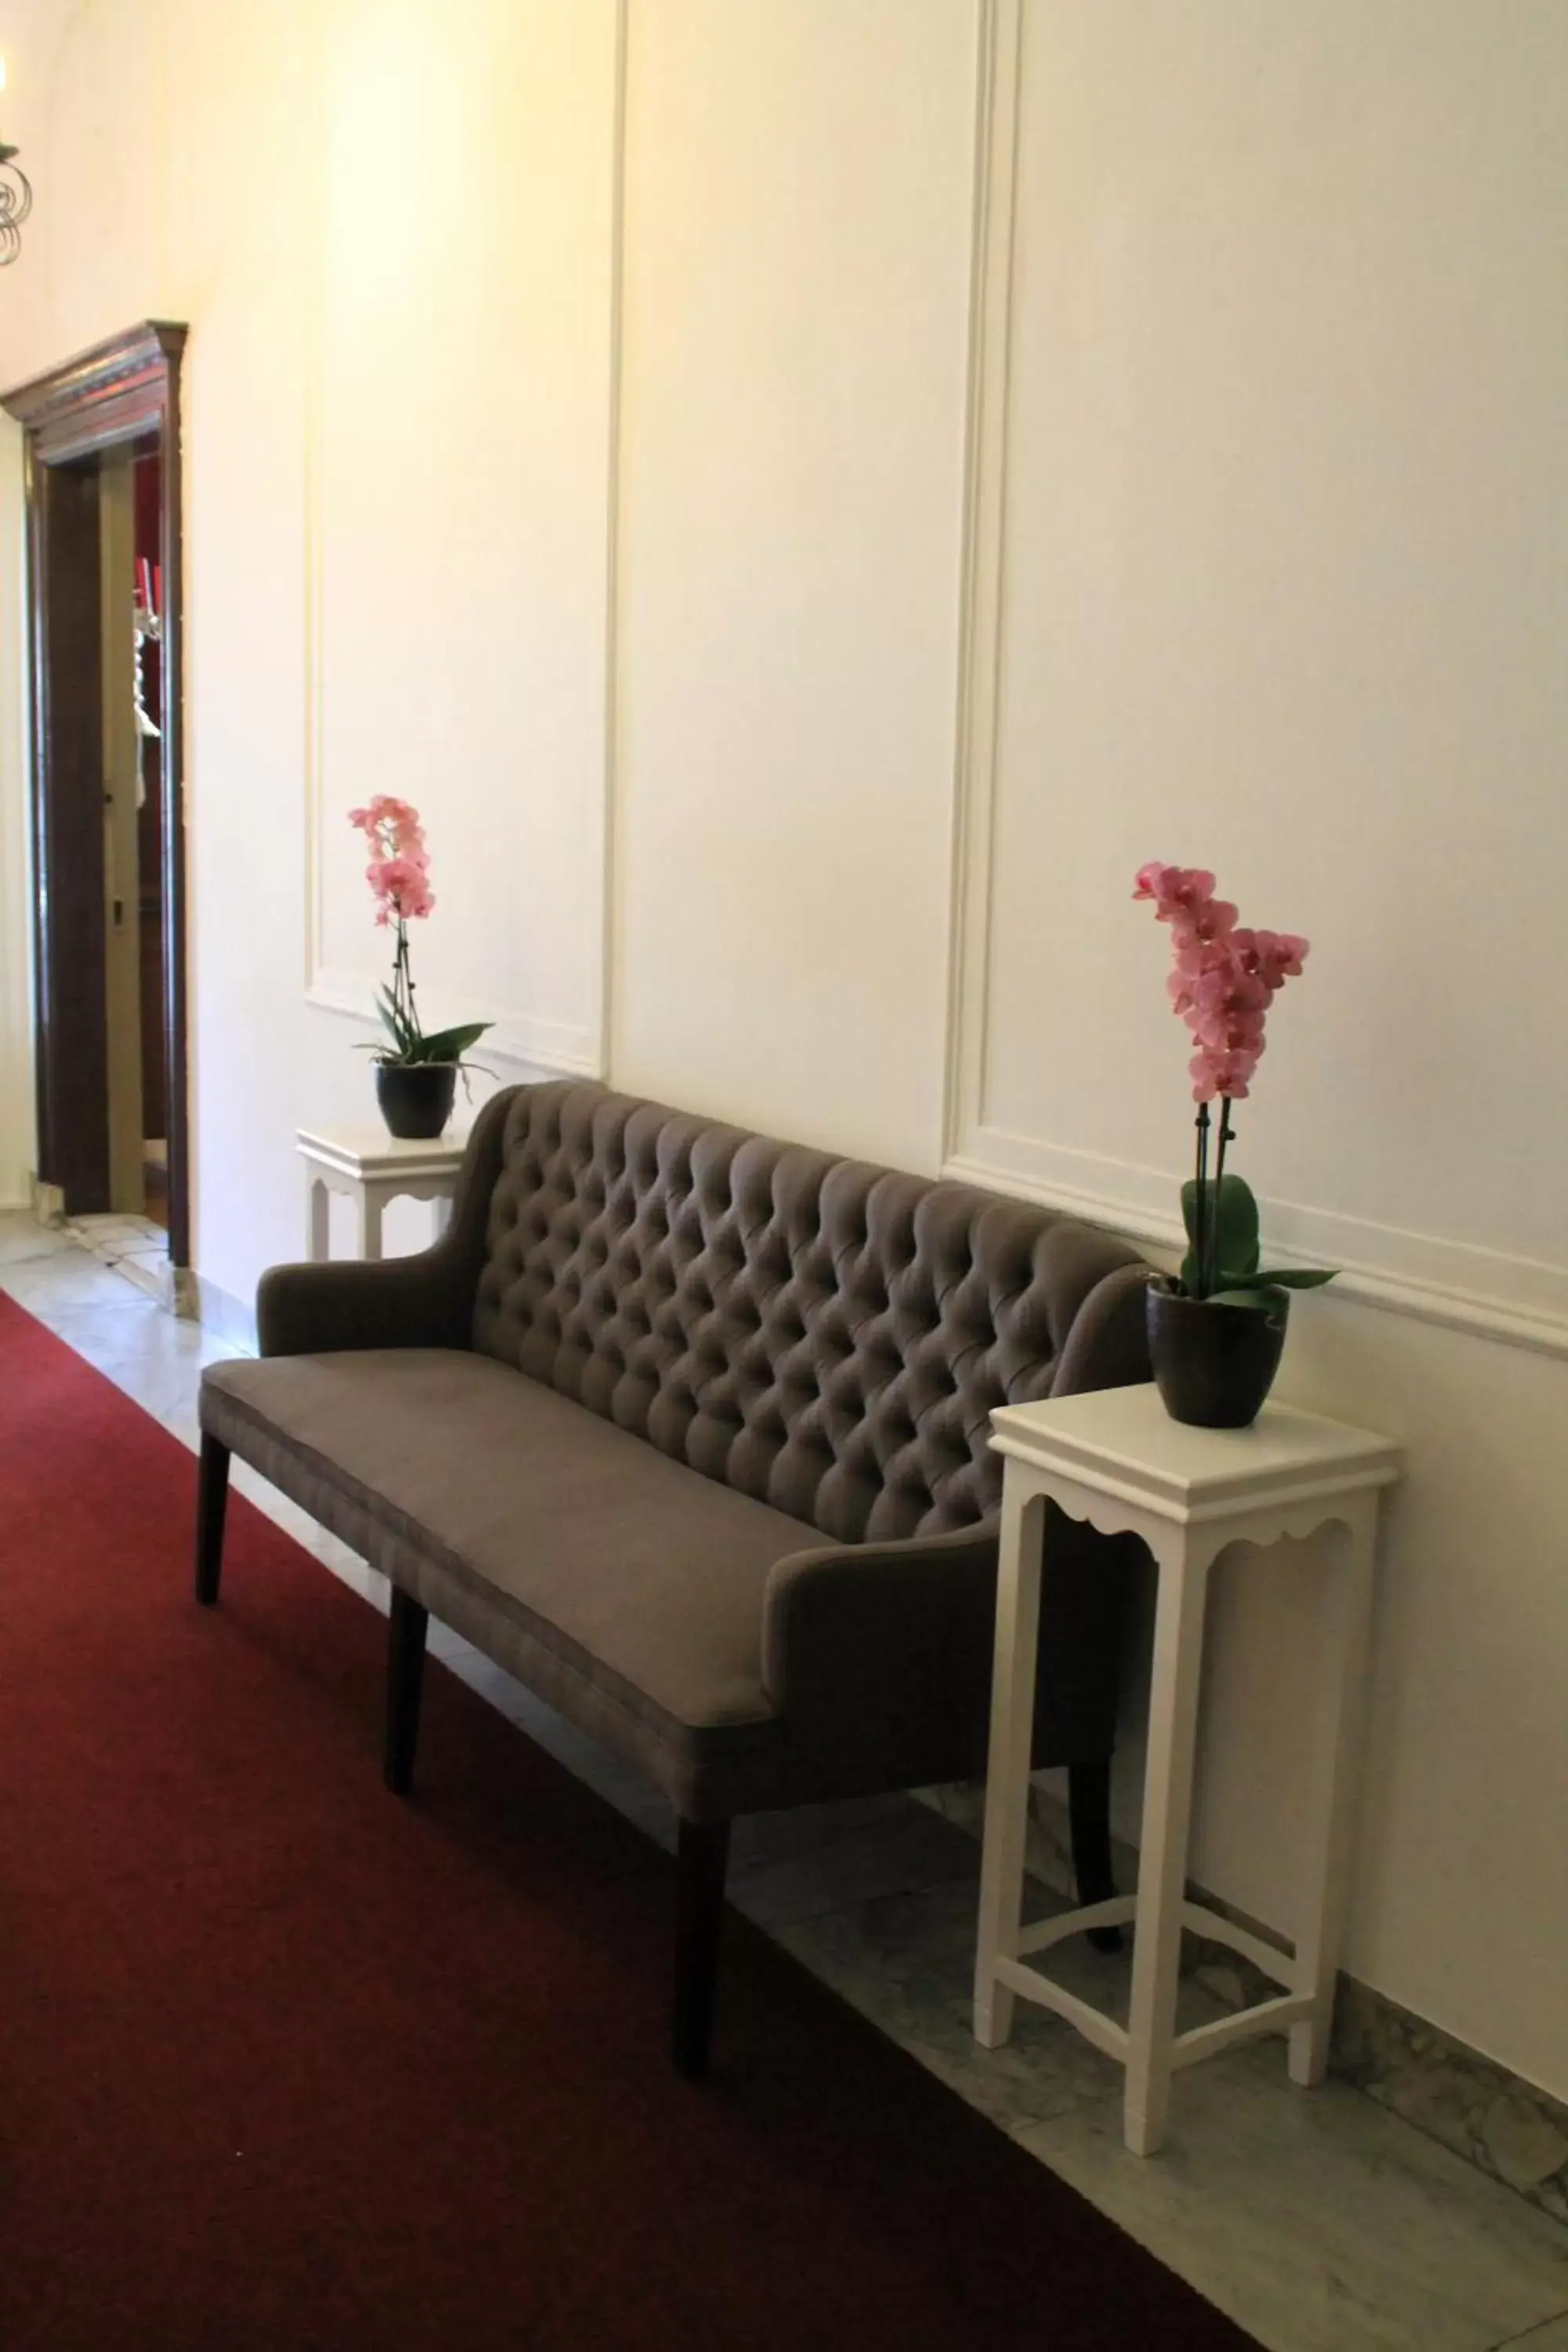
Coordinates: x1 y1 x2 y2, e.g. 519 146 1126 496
432 1193 453 1241
974 1484 1047 2047
356 1186 386 1261
1290 1497 1379 2087
1124 1532 1215 2155
307 1174 332 1262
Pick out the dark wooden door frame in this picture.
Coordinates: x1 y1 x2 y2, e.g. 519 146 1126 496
2 321 191 1269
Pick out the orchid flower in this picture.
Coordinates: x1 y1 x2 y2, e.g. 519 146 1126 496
1134 862 1334 1307
347 800 489 1069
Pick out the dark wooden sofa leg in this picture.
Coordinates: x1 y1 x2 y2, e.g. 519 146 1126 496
673 1817 731 2080
384 1589 430 1796
194 1435 230 1606
1069 1756 1123 1953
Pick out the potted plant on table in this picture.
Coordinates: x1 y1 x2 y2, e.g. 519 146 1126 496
1133 862 1336 1427
349 796 491 1139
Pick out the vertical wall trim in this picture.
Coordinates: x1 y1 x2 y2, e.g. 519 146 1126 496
300 0 326 999
599 0 630 1087
942 0 1024 1164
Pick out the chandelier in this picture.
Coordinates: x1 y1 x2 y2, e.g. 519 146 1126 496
0 144 30 264
0 62 30 267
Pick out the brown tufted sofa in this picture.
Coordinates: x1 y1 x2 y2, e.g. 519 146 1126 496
194 1083 1152 2073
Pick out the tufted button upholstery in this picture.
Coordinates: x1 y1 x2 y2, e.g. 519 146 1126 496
473 1083 1146 1546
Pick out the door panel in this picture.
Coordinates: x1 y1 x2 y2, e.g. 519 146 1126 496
32 458 110 1214
100 459 146 1215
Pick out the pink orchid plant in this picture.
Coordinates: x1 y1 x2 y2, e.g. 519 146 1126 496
1134 862 1335 1309
348 797 491 1069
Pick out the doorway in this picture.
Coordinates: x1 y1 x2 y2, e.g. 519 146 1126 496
2 323 190 1271
101 444 171 1231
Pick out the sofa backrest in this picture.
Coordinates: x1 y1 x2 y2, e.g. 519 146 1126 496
471 1083 1149 1545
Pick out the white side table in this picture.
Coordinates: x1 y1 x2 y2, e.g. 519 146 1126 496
296 1127 468 1261
973 1382 1399 2157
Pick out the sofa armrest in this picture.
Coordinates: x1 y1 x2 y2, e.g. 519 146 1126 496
256 1087 516 1358
1050 1258 1153 1399
761 1526 1003 1793
259 1250 470 1357
762 1501 1143 1796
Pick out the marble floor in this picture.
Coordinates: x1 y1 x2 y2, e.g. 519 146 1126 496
5 1208 1568 2352
60 1207 170 1301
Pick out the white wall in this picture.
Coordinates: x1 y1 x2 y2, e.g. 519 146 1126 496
0 0 1565 2101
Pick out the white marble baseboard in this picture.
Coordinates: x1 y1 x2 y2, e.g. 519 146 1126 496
917 1773 1568 2228
195 1272 259 1356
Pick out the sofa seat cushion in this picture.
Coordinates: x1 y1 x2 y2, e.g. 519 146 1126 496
201 1349 824 1746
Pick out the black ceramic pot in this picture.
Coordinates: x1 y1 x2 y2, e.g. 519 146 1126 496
1146 1279 1288 1429
375 1062 457 1141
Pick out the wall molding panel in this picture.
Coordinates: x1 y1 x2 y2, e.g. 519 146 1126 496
942 0 1021 1174
303 967 604 1080
596 0 630 1087
940 0 1568 1365
945 1136 1568 1363
299 0 623 1088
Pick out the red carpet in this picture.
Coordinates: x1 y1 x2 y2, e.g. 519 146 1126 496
0 1294 1258 2350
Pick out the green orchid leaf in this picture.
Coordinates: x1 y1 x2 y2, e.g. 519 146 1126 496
377 987 415 1052
1180 1174 1261 1292
1216 1265 1338 1292
409 1021 493 1065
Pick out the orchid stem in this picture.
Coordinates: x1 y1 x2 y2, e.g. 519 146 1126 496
392 920 419 1056
1193 1105 1210 1299
1210 1098 1235 1296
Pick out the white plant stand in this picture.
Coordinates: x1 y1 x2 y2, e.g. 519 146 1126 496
297 1126 467 1262
973 1381 1399 2156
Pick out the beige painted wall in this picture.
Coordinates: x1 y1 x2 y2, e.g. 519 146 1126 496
0 0 1564 2099
611 0 974 1167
